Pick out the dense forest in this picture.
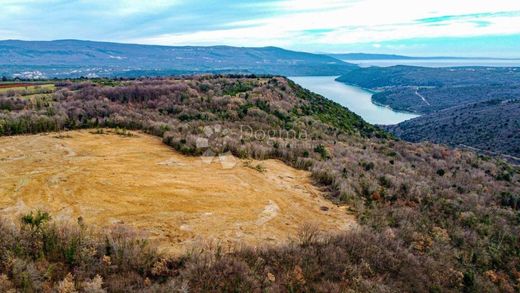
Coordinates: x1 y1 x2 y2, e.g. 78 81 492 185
0 76 519 292
385 99 520 158
372 84 520 114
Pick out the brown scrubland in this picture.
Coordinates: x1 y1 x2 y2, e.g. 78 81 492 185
0 75 519 292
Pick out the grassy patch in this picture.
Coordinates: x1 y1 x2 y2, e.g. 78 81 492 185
243 160 267 173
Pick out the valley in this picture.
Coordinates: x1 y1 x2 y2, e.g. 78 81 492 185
289 76 419 124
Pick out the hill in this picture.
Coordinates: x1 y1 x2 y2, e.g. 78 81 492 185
337 66 520 158
337 66 520 116
0 76 519 292
385 99 520 158
0 40 355 78
328 53 417 60
336 65 520 90
326 53 479 60
372 84 520 114
328 53 519 60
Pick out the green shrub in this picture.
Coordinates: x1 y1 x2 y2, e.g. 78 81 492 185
21 210 51 231
313 144 329 160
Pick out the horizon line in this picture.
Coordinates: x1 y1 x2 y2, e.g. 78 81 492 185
1 38 519 60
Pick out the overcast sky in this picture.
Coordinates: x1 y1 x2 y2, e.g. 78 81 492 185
1 0 520 57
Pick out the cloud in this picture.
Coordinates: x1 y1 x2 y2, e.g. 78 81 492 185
0 0 519 56
416 11 520 24
131 26 298 47
131 1 520 48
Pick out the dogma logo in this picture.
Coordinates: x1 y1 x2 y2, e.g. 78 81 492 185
196 124 238 169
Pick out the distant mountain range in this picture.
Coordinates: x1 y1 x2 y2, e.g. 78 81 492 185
0 40 356 78
327 53 520 60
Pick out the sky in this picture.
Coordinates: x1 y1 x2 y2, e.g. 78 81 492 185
1 0 520 57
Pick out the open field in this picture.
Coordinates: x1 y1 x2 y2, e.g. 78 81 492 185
0 83 36 89
0 130 354 254
0 83 55 94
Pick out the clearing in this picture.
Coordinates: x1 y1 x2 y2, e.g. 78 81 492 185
0 130 355 254
0 83 55 94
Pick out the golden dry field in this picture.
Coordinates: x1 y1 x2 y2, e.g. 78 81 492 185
0 130 355 254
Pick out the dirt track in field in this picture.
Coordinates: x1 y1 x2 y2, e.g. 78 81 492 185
0 130 355 254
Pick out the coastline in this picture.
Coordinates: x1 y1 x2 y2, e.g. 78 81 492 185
333 77 422 116
291 75 420 124
333 77 380 94
370 98 422 116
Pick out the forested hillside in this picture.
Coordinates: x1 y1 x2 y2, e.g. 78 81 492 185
0 76 519 292
337 66 520 89
385 99 520 158
373 84 520 114
337 66 520 114
337 65 520 159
